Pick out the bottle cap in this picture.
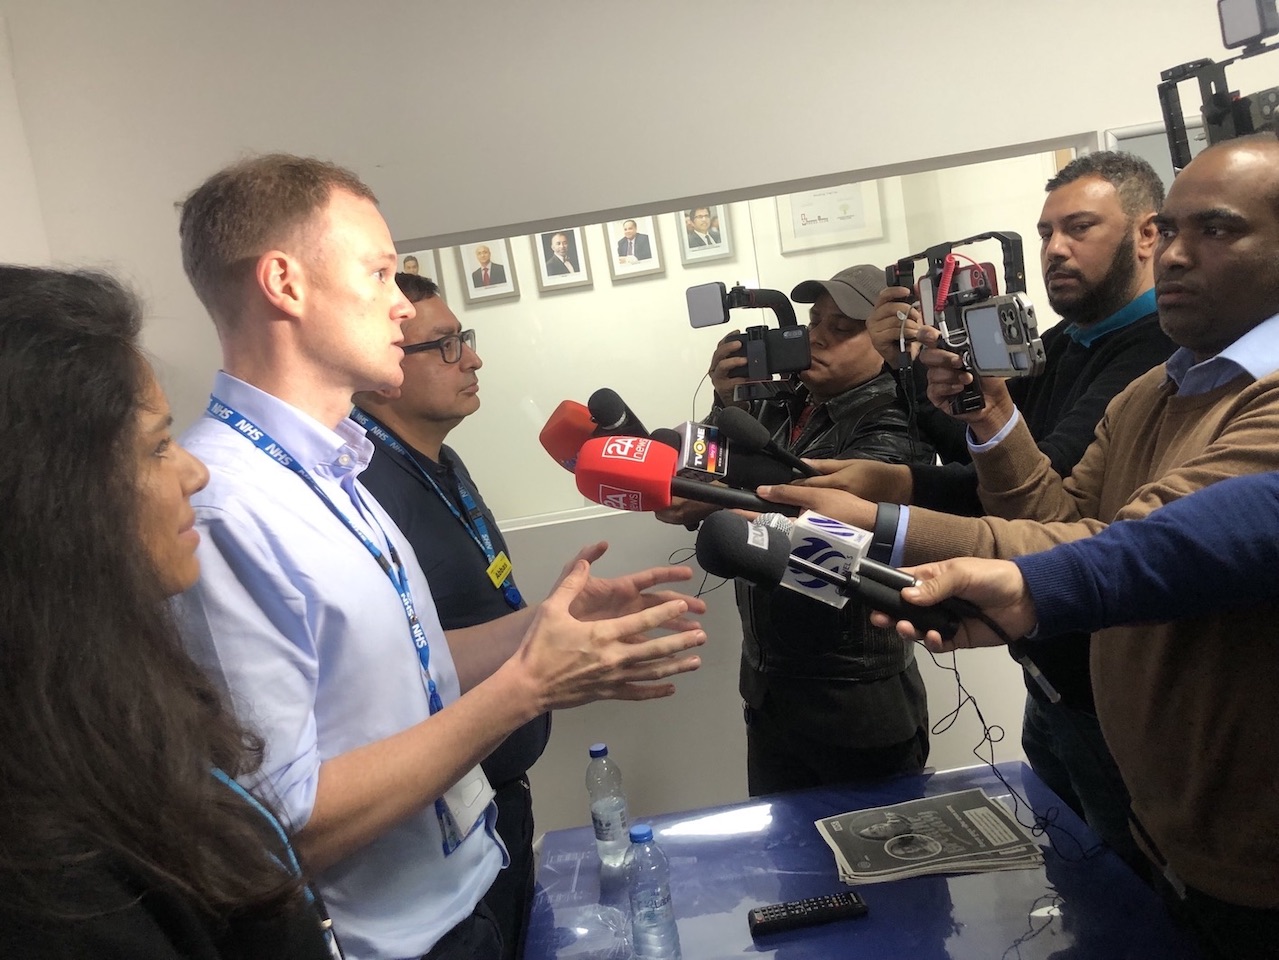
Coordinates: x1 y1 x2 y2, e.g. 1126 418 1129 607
629 824 654 843
589 742 609 758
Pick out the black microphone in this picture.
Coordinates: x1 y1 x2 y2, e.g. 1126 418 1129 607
716 406 819 478
588 388 649 438
693 510 960 637
735 510 1061 701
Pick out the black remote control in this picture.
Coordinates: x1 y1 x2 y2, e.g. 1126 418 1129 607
747 891 869 937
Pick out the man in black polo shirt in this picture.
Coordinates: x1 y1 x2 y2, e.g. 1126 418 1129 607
822 152 1176 872
354 273 545 960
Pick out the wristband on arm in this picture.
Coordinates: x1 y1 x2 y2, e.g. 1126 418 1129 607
869 502 900 565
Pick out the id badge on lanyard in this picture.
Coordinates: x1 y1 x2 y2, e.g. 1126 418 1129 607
437 766 496 855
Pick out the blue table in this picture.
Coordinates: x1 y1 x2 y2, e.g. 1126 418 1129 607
525 761 1200 959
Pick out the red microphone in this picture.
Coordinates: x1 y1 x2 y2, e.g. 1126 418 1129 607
539 400 596 472
573 435 797 515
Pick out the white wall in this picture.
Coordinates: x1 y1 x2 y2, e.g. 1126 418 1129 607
0 15 47 265
0 0 1257 834
0 0 1237 425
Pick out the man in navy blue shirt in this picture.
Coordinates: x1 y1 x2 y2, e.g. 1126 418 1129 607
354 274 544 960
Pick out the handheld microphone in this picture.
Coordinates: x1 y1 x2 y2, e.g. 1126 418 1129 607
539 400 596 472
738 510 1060 701
716 406 819 478
694 510 960 637
573 435 798 515
588 388 650 438
673 421 728 481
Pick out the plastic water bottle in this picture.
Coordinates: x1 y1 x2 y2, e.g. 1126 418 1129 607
586 743 630 868
625 824 682 959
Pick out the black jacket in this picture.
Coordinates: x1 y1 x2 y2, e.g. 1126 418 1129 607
719 368 935 684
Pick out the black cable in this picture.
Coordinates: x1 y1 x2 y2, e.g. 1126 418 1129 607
919 642 1104 864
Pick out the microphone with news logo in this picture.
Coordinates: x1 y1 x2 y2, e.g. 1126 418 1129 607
696 510 1059 700
539 400 596 472
694 508 959 631
655 420 794 490
573 435 799 515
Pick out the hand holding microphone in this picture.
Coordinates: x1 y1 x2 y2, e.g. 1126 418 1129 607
693 509 1059 701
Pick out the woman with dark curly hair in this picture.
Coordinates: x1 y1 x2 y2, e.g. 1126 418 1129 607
0 265 337 959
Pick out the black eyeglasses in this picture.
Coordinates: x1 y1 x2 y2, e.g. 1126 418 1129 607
402 329 476 363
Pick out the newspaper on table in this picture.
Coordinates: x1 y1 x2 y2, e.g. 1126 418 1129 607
815 788 1043 883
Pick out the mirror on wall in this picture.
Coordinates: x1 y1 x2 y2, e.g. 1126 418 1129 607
396 147 1069 524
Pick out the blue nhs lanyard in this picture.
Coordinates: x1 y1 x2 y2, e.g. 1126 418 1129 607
206 397 444 715
211 768 342 958
350 408 523 611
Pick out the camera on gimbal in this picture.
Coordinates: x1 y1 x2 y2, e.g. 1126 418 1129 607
886 231 1045 415
686 282 811 399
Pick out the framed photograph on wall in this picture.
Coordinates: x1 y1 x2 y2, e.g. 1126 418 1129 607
775 181 884 253
676 203 733 265
601 215 665 282
533 227 592 292
398 248 444 294
455 238 520 305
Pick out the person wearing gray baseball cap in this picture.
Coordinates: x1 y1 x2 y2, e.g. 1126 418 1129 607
656 262 936 796
790 263 883 322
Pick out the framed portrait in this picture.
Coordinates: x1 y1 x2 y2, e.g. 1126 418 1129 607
455 238 520 305
533 227 592 292
775 181 884 253
601 216 665 282
676 203 733 265
398 248 444 295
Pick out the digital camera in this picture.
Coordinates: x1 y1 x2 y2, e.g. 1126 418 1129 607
686 282 811 388
886 231 1046 414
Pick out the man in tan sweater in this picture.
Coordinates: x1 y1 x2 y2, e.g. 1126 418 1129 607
759 134 1279 957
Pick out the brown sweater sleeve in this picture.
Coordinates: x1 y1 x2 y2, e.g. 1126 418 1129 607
902 369 1279 565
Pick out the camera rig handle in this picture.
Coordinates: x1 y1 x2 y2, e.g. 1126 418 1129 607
884 231 1029 415
1158 44 1279 173
724 285 798 327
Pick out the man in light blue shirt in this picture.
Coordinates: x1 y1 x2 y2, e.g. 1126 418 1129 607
171 154 707 960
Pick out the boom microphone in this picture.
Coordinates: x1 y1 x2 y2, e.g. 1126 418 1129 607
573 435 798 515
588 388 649 438
716 406 819 478
539 400 596 472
